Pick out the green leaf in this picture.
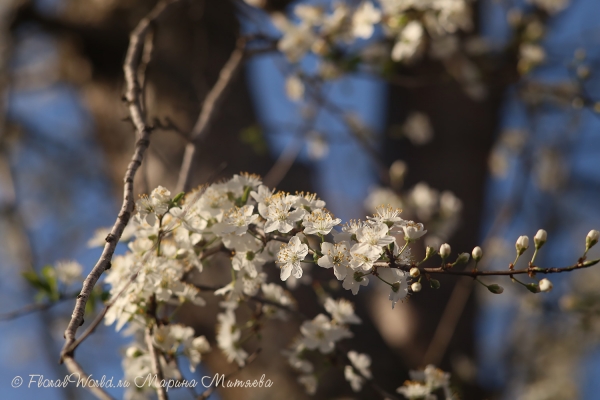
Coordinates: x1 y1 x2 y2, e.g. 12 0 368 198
41 265 59 301
172 192 185 205
240 125 267 155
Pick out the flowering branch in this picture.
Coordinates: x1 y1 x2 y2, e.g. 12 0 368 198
59 0 180 365
145 324 168 400
413 258 600 277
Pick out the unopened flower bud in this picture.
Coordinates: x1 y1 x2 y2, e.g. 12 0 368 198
425 246 435 260
539 278 553 292
439 243 451 259
516 235 529 256
534 229 547 249
586 229 599 252
411 282 422 292
487 284 504 294
526 283 540 293
409 267 420 278
472 246 483 262
429 279 440 289
452 252 470 267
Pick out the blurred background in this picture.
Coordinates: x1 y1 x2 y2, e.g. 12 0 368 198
1 0 600 399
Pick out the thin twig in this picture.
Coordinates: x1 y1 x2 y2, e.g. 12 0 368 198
0 292 78 321
262 137 303 188
176 37 247 193
62 357 115 400
417 259 600 276
191 283 306 319
60 0 180 365
64 271 140 356
146 324 168 400
422 276 472 365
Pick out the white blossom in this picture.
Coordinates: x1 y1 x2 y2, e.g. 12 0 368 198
356 221 395 250
396 381 435 399
302 208 342 235
136 186 171 226
350 242 382 271
260 192 306 233
402 112 433 145
54 260 83 286
300 314 352 353
298 374 318 395
379 268 409 308
272 15 318 63
348 350 372 378
318 242 352 280
391 21 423 62
277 236 309 281
285 75 305 101
261 283 295 319
410 364 451 393
343 271 370 295
345 364 364 392
324 297 361 324
401 221 427 242
294 192 326 211
368 205 405 227
352 2 381 39
216 310 248 366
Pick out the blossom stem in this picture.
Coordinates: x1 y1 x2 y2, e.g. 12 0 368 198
510 275 528 288
375 275 394 287
513 254 520 266
474 278 489 288
397 241 410 256
530 248 539 264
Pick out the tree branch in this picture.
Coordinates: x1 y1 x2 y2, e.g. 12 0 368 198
60 0 180 366
146 324 168 400
62 356 115 400
417 258 600 276
0 292 78 321
176 36 247 193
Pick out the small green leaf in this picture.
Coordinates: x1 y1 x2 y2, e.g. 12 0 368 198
172 192 185 204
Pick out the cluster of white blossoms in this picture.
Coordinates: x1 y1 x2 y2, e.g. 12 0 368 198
285 298 366 394
90 173 433 398
257 0 479 104
85 173 598 399
397 364 453 400
269 0 472 64
365 179 462 250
